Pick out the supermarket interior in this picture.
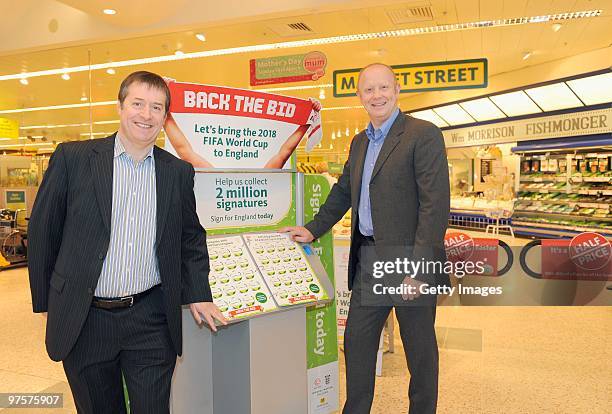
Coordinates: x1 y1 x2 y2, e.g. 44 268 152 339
0 1 610 413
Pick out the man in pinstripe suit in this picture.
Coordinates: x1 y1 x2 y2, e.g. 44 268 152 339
28 71 227 414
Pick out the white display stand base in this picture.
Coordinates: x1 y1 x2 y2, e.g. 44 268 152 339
171 307 308 414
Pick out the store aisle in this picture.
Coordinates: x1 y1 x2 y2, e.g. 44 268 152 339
0 265 609 413
0 267 74 413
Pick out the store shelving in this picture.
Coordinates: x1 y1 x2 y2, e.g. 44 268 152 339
513 150 612 237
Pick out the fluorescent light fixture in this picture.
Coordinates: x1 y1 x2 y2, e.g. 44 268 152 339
61 73 70 80
195 33 206 42
459 98 506 121
410 109 449 128
19 78 28 85
552 23 562 32
103 9 116 15
433 104 475 126
20 120 119 130
1 10 601 82
331 132 336 140
255 84 332 92
0 138 11 141
106 68 116 75
2 96 357 115
321 105 363 111
522 51 532 60
566 72 612 105
0 142 54 148
80 132 113 137
80 96 88 102
94 120 120 125
525 82 583 111
490 91 542 116
0 100 116 114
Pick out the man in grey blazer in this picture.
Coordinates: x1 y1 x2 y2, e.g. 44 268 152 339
28 71 227 414
283 63 450 413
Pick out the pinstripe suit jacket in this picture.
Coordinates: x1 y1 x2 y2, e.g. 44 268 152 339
28 134 212 361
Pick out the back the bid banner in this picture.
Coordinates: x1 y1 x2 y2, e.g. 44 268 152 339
165 81 322 169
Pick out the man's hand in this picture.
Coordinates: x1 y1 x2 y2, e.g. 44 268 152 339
308 97 322 111
189 302 228 332
401 276 427 301
279 226 315 243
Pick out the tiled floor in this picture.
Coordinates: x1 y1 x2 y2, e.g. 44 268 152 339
1 242 610 413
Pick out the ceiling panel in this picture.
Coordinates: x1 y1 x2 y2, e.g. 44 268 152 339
0 0 610 157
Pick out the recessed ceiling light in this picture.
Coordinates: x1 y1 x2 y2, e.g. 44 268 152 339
174 50 184 56
19 78 28 85
103 9 116 15
552 23 562 32
106 68 116 75
522 51 532 60
61 73 70 80
195 33 206 42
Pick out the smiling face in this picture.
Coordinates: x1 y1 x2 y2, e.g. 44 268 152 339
117 81 167 150
357 64 400 128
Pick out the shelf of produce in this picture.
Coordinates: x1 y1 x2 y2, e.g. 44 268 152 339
569 175 612 183
512 222 612 238
513 210 612 223
517 199 611 209
519 176 566 182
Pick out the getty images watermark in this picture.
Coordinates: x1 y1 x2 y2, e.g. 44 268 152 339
370 257 503 297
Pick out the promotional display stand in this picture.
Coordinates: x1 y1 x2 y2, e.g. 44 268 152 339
171 228 334 414
165 82 338 413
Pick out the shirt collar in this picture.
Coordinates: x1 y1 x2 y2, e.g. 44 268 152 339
365 108 400 143
114 134 154 160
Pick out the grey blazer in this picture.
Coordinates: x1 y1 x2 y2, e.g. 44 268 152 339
305 112 450 290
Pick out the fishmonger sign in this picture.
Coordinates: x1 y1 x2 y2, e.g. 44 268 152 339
165 80 322 169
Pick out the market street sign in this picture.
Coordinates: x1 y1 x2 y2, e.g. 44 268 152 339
333 58 487 97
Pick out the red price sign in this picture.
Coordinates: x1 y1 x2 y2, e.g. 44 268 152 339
539 232 612 281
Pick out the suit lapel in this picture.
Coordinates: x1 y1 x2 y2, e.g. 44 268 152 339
370 112 405 182
154 146 175 246
351 133 369 206
90 135 116 234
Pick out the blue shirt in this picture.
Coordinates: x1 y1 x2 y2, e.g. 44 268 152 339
358 108 400 237
95 135 160 297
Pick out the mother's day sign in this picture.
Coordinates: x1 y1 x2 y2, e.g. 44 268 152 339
165 81 322 169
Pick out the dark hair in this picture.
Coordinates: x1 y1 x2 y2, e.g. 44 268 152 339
117 71 171 113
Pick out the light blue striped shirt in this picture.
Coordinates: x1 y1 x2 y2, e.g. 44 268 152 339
358 108 400 236
95 135 160 297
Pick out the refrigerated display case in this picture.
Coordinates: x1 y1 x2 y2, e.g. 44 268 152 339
512 146 612 238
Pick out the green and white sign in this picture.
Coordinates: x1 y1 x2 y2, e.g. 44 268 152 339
5 190 26 210
305 174 339 414
195 172 296 232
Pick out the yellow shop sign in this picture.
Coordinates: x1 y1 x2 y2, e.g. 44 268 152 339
0 117 19 139
333 58 487 97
